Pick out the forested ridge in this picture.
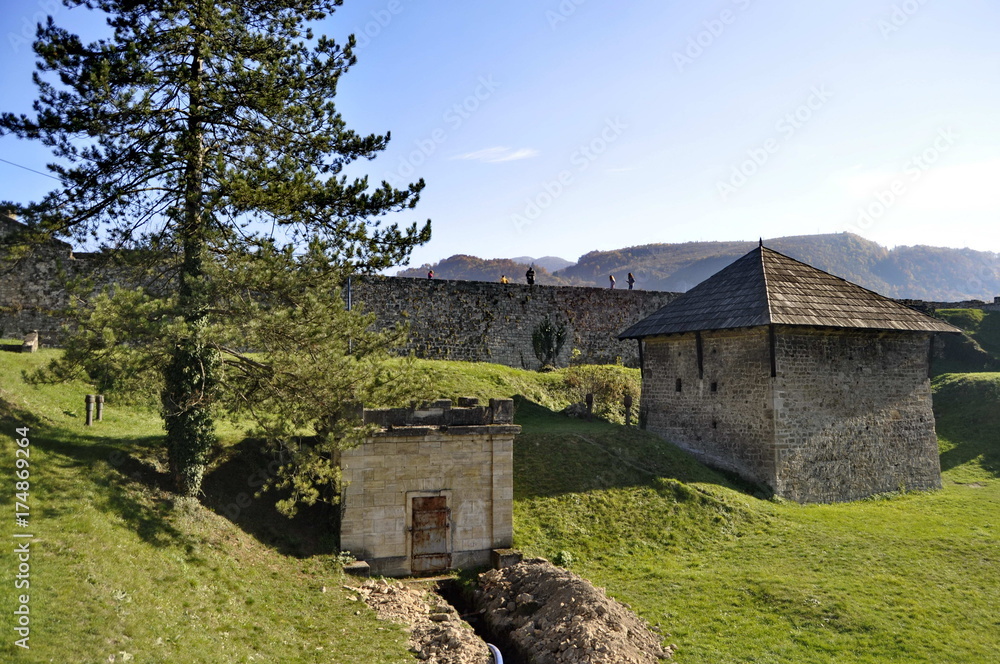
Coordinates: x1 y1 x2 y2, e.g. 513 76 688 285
401 233 1000 300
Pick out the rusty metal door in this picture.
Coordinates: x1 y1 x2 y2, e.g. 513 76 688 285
411 496 451 574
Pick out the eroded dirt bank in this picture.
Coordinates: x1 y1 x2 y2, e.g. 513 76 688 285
349 579 489 664
476 559 674 664
349 558 674 664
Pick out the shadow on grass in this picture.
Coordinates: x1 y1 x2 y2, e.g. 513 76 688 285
933 374 1000 478
29 429 197 550
511 396 767 500
200 438 339 558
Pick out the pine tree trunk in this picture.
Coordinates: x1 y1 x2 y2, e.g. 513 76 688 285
163 12 217 497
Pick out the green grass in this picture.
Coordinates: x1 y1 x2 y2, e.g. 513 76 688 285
3 348 1000 663
407 358 640 424
932 372 1000 483
934 310 1000 374
936 308 986 332
0 347 413 663
512 376 1000 664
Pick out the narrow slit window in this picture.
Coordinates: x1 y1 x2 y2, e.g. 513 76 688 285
710 382 718 392
676 378 682 392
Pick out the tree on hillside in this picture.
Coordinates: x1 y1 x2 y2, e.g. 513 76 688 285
0 0 431 506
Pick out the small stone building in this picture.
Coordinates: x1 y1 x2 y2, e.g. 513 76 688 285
619 244 959 503
339 398 518 576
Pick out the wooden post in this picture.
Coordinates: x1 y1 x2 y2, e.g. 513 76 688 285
85 394 95 426
585 393 594 421
624 393 633 426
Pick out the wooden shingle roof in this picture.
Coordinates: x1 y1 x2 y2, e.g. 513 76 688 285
619 244 959 338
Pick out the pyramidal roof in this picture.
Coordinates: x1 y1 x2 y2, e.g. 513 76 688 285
619 244 959 339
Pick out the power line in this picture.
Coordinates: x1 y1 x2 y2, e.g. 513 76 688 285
0 157 60 181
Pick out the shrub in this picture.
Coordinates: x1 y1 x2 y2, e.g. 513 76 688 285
562 364 640 425
532 316 567 368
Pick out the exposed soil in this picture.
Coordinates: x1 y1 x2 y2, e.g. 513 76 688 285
349 559 675 664
476 559 675 664
348 578 490 664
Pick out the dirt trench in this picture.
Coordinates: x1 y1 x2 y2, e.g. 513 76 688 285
349 558 674 664
476 559 674 664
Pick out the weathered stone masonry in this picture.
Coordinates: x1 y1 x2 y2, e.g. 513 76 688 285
339 398 519 577
640 327 942 503
3 211 679 363
770 328 940 502
351 275 678 369
1 216 80 340
641 328 776 487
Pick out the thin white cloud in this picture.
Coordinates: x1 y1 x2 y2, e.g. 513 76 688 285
451 146 539 163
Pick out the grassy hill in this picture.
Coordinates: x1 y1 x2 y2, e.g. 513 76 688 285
932 309 1000 374
512 376 1000 664
2 349 998 663
0 349 414 663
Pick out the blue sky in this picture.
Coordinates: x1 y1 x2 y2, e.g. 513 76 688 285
2 0 999 271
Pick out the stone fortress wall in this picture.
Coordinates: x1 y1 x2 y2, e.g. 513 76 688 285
350 275 678 369
2 213 680 363
0 214 97 341
2 212 996 369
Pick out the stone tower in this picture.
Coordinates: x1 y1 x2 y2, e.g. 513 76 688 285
620 244 959 503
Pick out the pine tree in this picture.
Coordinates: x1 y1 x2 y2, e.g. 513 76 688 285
1 0 430 500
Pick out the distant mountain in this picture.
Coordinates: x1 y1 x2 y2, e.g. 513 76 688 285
556 233 1000 301
399 234 1000 301
395 254 582 285
511 256 575 273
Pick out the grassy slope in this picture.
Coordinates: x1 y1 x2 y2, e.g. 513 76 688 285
512 376 1000 664
936 309 1000 358
0 352 636 663
3 349 999 663
933 309 1000 374
406 359 640 424
0 348 412 663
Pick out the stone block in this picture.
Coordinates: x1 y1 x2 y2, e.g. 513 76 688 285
491 549 523 569
21 330 38 353
343 560 370 577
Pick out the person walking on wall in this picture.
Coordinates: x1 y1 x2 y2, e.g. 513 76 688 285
526 266 535 285
427 269 434 279
627 272 635 290
609 274 616 289
500 275 509 284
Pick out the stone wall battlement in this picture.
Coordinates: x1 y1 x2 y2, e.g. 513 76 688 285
363 397 515 431
350 275 678 369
